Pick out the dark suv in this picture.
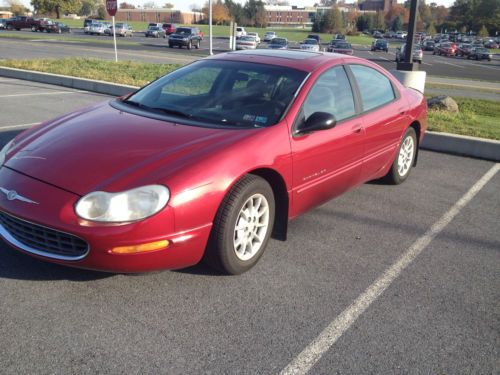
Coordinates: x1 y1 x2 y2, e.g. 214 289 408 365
168 27 202 49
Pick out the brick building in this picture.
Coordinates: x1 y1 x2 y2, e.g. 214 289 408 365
105 9 204 25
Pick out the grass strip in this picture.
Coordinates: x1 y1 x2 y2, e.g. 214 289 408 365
0 58 178 86
0 58 498 139
427 97 500 140
0 32 141 46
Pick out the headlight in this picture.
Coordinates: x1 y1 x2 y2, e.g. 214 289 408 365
75 185 170 223
0 139 15 166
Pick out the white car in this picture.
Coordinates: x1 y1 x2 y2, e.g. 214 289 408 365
396 31 407 40
236 35 257 50
247 32 260 44
236 27 246 38
263 31 276 42
300 38 320 52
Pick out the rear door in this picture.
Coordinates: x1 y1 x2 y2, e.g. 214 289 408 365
346 64 409 181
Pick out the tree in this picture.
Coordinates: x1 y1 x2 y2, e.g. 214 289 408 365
31 0 82 19
97 3 106 18
143 1 157 8
224 0 244 24
426 21 436 34
119 1 135 9
79 0 100 15
164 2 174 8
243 0 265 26
375 10 385 30
478 24 489 37
203 0 231 25
5 0 28 15
391 15 403 31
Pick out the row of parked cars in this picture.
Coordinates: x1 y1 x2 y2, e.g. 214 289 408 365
0 16 71 33
424 39 493 61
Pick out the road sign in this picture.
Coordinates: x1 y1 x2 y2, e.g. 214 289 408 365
106 0 117 17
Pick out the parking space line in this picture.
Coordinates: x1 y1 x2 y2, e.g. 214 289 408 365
0 91 79 98
435 59 464 68
279 163 500 375
0 122 39 130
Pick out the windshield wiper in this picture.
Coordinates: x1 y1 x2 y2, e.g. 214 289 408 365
150 107 193 119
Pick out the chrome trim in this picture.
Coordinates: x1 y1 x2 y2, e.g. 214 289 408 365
0 187 38 204
0 211 89 261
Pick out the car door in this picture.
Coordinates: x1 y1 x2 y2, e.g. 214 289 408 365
290 65 365 217
347 64 409 181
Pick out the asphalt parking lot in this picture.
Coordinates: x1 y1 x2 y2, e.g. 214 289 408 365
0 78 498 374
1 30 499 81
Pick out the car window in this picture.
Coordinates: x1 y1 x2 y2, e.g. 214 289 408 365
349 65 395 112
162 66 221 96
303 66 356 122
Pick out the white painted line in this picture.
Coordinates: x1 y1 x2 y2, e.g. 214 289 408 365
368 51 374 56
423 62 433 66
0 122 39 130
0 91 78 98
436 60 464 68
279 163 500 375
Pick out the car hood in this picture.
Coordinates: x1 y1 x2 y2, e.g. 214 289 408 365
7 101 251 196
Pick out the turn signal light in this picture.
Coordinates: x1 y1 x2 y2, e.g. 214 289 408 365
110 240 169 254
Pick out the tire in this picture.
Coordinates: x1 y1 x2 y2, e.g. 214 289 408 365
204 175 275 275
195 39 200 49
187 40 192 50
418 60 422 64
383 127 417 185
31 26 36 32
169 43 173 48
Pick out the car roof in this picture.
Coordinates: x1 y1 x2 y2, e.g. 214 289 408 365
207 50 362 72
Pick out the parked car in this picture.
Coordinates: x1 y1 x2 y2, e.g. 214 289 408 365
5 16 36 30
0 19 6 30
422 40 435 51
330 42 353 55
145 26 166 38
373 30 383 39
267 37 288 50
396 43 423 64
483 40 499 49
46 22 71 34
263 31 276 42
0 50 427 274
307 34 321 44
162 23 176 35
84 20 99 34
247 32 260 44
371 39 389 52
300 38 320 52
235 35 258 50
168 27 202 49
106 23 133 37
148 23 162 29
236 27 246 38
395 31 407 39
327 39 344 52
456 43 472 57
89 22 110 36
468 47 492 61
433 42 456 56
333 33 345 40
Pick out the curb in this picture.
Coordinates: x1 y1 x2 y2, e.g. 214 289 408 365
0 66 136 97
1 67 499 162
421 132 500 162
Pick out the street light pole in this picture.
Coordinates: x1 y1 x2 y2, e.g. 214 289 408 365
209 0 213 55
397 0 418 71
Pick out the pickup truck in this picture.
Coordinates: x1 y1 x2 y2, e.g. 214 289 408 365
6 16 36 30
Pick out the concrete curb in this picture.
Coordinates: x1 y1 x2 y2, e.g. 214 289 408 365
421 131 500 162
1 67 499 162
0 66 137 96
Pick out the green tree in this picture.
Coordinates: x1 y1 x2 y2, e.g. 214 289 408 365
391 15 403 31
478 24 489 37
31 0 82 18
322 6 343 33
6 0 28 15
426 21 436 35
375 10 385 30
79 0 99 15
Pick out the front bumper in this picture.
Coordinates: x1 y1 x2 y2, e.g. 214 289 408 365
0 167 212 273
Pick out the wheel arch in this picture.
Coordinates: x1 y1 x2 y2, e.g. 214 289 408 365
409 121 421 167
247 168 289 241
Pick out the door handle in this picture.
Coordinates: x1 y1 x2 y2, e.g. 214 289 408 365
352 124 363 134
398 107 406 115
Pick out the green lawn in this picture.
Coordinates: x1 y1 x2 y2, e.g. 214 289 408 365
427 97 500 140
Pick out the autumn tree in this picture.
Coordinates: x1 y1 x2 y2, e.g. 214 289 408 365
5 0 28 15
119 2 135 9
203 0 231 25
31 0 82 18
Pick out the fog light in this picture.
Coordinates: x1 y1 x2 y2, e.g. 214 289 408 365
110 240 169 254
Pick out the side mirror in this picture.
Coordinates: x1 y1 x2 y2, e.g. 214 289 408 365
295 112 336 135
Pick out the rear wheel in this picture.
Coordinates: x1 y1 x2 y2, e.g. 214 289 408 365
195 39 200 49
384 127 417 185
204 175 275 275
187 40 192 50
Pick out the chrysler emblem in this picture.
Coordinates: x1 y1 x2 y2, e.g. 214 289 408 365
0 187 38 205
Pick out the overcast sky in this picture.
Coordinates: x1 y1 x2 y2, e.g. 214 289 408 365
10 0 456 14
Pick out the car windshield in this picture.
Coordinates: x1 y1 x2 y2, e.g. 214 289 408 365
176 28 192 35
271 38 287 45
303 39 317 45
376 40 387 46
476 48 488 52
122 60 307 128
336 43 351 48
149 26 159 30
240 36 255 42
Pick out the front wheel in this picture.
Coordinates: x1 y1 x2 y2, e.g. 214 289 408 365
195 39 200 49
204 175 275 275
187 40 192 50
384 127 417 185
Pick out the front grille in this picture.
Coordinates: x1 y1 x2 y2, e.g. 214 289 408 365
0 211 88 260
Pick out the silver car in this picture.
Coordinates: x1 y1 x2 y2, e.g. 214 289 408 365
236 35 257 50
300 38 320 52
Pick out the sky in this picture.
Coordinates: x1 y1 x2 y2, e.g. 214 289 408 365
10 0 456 14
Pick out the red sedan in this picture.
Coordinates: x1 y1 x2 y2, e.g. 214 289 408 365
0 50 427 274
